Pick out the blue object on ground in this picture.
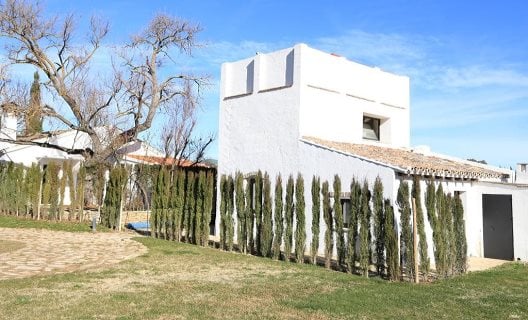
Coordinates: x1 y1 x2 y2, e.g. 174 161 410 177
126 221 150 230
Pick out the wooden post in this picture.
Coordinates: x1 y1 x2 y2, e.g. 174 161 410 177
412 197 419 283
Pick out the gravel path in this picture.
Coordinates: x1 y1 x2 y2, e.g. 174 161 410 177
0 228 147 280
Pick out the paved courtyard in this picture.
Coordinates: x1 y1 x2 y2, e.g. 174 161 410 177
0 228 147 280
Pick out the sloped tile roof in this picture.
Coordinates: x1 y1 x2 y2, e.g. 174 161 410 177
302 136 509 180
125 154 211 168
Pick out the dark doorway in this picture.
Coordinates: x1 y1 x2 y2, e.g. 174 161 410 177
482 194 513 260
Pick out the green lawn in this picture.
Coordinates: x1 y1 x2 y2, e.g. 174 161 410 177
0 215 109 233
0 216 527 319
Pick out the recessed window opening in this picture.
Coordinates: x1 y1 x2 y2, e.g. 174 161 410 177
363 116 380 141
341 198 352 229
521 164 527 173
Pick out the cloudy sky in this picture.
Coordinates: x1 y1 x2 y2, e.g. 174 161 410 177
6 0 528 168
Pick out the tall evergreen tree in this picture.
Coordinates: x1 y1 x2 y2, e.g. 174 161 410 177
58 163 67 220
425 180 442 276
194 171 206 245
255 171 263 255
202 171 214 246
102 166 127 230
47 162 60 220
184 171 195 243
348 179 361 273
246 177 255 254
373 177 385 276
76 166 86 221
397 181 413 279
435 184 447 277
173 169 186 242
333 175 345 269
226 175 235 251
235 172 247 253
262 172 273 257
384 199 400 281
272 175 283 260
310 176 321 265
412 175 430 280
359 180 371 277
444 193 455 276
26 71 43 135
219 174 227 249
284 174 295 262
294 173 306 263
453 193 467 274
322 181 333 268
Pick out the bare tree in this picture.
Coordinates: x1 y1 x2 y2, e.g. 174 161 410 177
160 80 214 167
0 0 206 165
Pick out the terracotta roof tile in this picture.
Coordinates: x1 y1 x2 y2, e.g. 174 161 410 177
125 154 210 168
302 136 509 180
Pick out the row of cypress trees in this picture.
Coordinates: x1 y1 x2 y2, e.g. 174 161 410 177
398 178 467 280
0 161 85 220
219 171 308 262
218 171 467 281
150 167 215 245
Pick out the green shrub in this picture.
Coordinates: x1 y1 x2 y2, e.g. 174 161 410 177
333 175 345 269
322 181 332 269
272 175 283 260
294 173 306 263
310 176 321 264
284 174 294 262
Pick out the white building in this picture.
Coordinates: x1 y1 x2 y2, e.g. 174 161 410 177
0 104 166 206
218 43 528 262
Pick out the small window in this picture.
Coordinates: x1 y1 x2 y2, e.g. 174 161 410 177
521 164 527 173
341 199 352 229
363 116 380 141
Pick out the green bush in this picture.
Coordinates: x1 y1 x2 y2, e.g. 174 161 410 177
310 176 321 264
272 175 283 260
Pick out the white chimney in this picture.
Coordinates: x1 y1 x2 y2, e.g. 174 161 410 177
0 103 18 141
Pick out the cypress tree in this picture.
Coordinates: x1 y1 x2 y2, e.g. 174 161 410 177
194 171 206 245
310 176 321 265
425 180 442 276
453 193 467 274
151 167 164 238
435 184 447 277
173 169 186 242
412 175 430 280
184 171 195 243
202 171 214 246
65 162 75 220
261 172 273 257
373 177 385 276
294 173 306 263
384 199 400 281
58 164 67 220
102 166 126 230
359 180 370 277
76 166 86 221
26 71 43 135
219 174 227 250
444 193 455 276
272 175 283 260
254 171 263 255
245 177 255 254
27 163 41 219
397 181 413 280
348 179 361 273
322 181 333 268
48 162 60 220
284 174 294 262
226 175 235 251
333 175 345 269
235 172 246 253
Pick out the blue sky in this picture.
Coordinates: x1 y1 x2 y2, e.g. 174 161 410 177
10 0 528 168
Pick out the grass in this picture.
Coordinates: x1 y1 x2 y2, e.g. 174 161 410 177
1 216 527 319
0 215 109 233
